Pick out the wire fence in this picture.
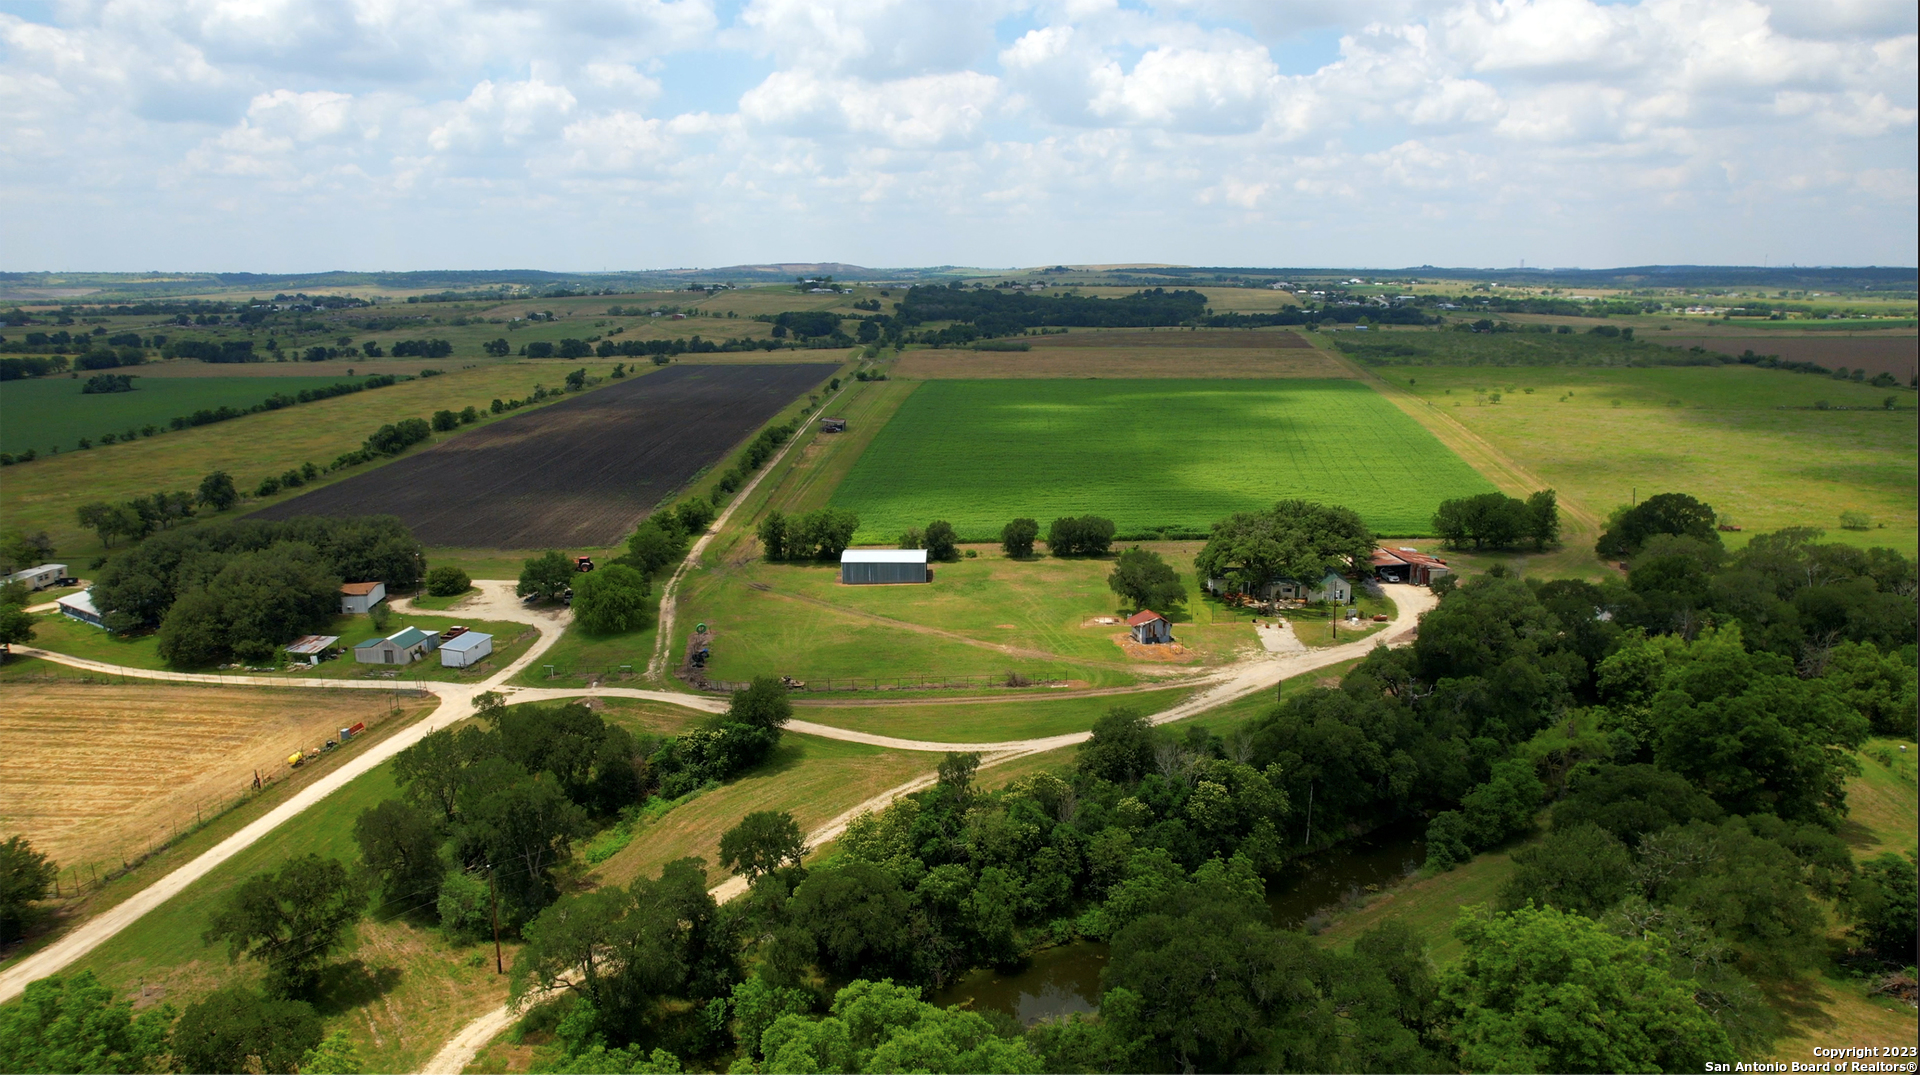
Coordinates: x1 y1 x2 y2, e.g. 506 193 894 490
44 694 429 902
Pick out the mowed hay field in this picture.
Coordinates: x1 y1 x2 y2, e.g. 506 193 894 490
0 683 401 870
828 379 1497 542
1391 365 1919 552
254 362 836 548
894 328 1353 379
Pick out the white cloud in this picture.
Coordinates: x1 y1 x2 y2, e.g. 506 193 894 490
0 0 1911 268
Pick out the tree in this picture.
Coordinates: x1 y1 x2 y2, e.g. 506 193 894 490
573 564 650 633
728 675 794 731
788 508 859 559
758 979 1044 1074
197 469 239 511
1596 492 1720 559
517 550 575 601
1077 707 1156 784
202 855 367 998
1431 492 1530 550
0 971 175 1075
0 529 53 574
1498 823 1634 917
720 811 807 883
425 564 471 596
1847 851 1917 959
171 987 323 1075
673 499 716 535
1525 489 1560 549
1438 904 1731 1074
624 519 687 575
299 1030 366 1075
923 520 958 562
0 835 57 944
1000 518 1038 559
353 799 446 914
0 603 34 659
75 502 142 548
787 861 916 981
1194 499 1373 593
1107 547 1187 611
1046 515 1116 557
758 510 788 561
457 774 587 922
431 409 459 432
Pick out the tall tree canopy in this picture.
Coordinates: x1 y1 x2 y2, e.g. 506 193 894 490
1194 499 1374 590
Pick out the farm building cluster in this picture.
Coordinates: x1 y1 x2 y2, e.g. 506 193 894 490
353 624 492 668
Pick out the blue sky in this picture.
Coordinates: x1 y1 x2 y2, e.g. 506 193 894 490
0 0 1914 272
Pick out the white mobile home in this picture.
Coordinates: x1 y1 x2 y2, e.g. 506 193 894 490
4 563 69 591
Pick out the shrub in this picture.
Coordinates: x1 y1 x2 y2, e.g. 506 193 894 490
425 565 471 597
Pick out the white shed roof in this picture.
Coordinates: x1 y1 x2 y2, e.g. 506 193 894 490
840 549 928 564
58 590 100 615
440 631 494 653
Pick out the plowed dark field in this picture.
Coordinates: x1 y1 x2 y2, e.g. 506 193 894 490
254 363 833 548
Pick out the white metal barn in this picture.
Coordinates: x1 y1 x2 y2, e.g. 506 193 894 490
840 549 930 585
439 631 494 668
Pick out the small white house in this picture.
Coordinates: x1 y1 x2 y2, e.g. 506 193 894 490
57 589 105 628
4 563 68 591
1127 609 1173 644
439 631 494 668
340 581 386 615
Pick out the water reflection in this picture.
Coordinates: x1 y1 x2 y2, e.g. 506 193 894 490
936 822 1425 1024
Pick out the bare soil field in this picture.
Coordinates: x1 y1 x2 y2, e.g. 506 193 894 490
253 362 834 548
1657 334 1918 380
0 683 401 870
896 330 1351 379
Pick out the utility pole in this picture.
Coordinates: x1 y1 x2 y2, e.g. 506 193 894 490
488 864 503 975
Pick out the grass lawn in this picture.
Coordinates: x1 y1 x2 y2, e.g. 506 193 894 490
511 600 657 686
0 375 390 457
405 587 477 611
27 609 537 681
1387 364 1917 555
827 379 1497 543
675 546 1257 689
591 732 933 891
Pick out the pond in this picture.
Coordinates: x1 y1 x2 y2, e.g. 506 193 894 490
934 822 1426 1023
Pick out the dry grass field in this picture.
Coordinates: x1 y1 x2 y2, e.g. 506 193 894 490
0 683 403 871
895 328 1354 379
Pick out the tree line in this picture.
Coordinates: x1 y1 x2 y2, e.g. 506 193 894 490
1431 489 1559 550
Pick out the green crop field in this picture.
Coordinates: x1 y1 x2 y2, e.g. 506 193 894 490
827 379 1496 541
0 375 381 456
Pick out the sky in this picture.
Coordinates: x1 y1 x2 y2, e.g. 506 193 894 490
1 0 1915 273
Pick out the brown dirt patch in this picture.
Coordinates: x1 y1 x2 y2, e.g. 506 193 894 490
1112 633 1194 662
1658 335 1918 379
0 683 402 869
1032 329 1313 349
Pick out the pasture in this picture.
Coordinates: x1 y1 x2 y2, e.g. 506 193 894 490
1390 365 1918 552
827 378 1497 542
0 682 406 873
0 374 386 456
253 362 836 548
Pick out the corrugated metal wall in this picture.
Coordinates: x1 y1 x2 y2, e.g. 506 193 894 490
841 561 929 584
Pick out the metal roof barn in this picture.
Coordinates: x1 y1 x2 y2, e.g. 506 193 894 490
840 548 930 585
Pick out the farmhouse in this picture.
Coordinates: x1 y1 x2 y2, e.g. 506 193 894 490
354 625 438 665
340 581 386 615
439 630 494 668
284 635 340 665
57 589 105 628
1127 609 1173 644
1205 571 1353 604
4 563 69 591
1371 547 1450 586
840 548 930 585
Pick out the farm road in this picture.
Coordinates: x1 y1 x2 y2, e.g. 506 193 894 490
420 582 1438 1074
